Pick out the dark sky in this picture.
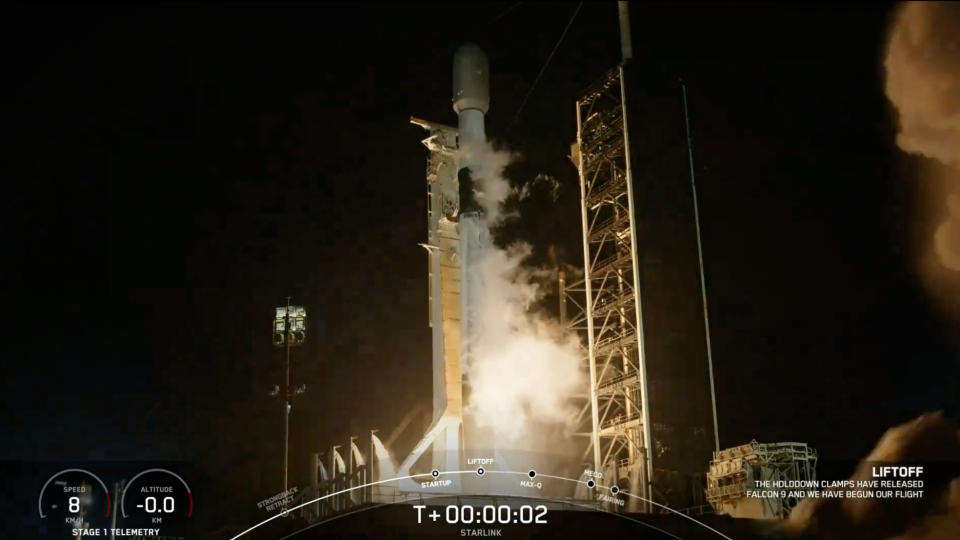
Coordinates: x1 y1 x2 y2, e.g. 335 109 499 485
4 1 958 534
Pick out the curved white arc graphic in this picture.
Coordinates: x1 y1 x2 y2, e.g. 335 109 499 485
229 469 732 540
618 490 733 540
278 491 682 540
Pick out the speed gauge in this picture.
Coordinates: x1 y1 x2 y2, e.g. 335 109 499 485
38 468 111 526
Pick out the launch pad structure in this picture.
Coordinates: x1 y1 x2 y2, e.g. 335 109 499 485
707 441 818 519
302 30 703 523
282 4 832 527
566 65 654 511
299 4 729 521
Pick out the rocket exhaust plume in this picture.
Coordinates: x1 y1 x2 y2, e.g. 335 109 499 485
459 141 585 447
452 43 583 455
884 3 960 271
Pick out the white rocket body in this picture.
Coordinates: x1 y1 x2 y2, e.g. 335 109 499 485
453 42 489 385
399 44 490 485
453 43 489 150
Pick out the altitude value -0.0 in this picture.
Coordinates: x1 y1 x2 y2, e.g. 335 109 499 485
138 496 175 513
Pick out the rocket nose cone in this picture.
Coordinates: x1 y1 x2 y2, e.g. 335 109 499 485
453 43 490 114
454 42 486 63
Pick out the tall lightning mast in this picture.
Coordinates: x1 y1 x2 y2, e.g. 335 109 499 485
682 82 720 453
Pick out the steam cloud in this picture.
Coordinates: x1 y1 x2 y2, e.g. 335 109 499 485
460 142 515 225
784 412 960 539
459 142 585 443
884 3 960 270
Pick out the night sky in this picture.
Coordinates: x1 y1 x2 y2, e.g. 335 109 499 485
4 2 958 534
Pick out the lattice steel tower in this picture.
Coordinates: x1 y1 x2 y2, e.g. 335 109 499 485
571 65 653 510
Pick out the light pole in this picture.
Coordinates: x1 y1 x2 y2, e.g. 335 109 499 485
74 482 93 540
272 297 306 513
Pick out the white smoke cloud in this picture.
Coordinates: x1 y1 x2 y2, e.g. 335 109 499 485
885 2 960 271
466 243 584 440
459 142 585 443
459 142 515 224
516 174 562 202
785 412 960 539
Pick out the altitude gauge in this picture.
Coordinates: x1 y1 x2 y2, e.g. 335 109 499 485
120 468 193 530
38 468 111 526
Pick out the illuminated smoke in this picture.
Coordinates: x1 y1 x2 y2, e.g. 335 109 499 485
884 3 960 270
460 142 515 224
371 433 396 479
466 243 584 440
785 412 960 539
459 142 585 443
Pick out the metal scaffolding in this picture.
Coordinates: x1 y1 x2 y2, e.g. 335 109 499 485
706 441 818 519
567 66 653 511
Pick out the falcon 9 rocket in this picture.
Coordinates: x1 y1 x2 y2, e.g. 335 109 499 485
400 44 490 480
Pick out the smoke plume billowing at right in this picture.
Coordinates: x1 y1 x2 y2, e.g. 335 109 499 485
884 2 960 271
785 413 960 540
